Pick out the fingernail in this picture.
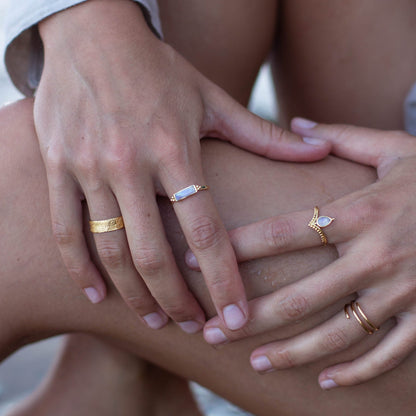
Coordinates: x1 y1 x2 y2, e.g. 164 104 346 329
143 312 168 330
303 137 327 146
204 327 228 344
84 287 103 304
178 320 203 334
319 378 338 390
251 355 273 372
185 251 199 269
223 304 247 330
292 117 317 129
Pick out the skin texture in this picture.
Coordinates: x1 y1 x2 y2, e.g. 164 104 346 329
35 0 328 335
2 99 416 416
3 0 416 414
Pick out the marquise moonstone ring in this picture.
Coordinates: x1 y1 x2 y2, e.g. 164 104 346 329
308 206 334 245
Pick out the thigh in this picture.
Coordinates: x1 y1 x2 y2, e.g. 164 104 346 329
275 0 416 129
158 0 278 105
2 99 416 416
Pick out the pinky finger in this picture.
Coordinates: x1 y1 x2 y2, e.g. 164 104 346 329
318 313 416 389
49 177 107 303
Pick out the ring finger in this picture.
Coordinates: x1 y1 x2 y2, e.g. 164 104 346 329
250 295 387 374
86 187 169 329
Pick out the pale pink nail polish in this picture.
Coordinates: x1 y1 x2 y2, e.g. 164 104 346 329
143 312 167 330
320 378 338 390
204 327 228 344
84 287 103 304
292 117 317 129
303 137 326 146
178 320 203 334
185 251 199 269
223 304 246 330
251 355 273 372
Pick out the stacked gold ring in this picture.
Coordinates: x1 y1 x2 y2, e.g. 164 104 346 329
89 216 125 233
344 301 379 335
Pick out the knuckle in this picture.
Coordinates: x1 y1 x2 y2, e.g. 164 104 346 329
98 242 126 270
378 354 403 373
124 294 155 315
45 145 66 173
161 301 193 321
52 221 76 246
278 292 310 322
271 348 296 368
322 328 350 352
66 262 88 282
75 153 100 179
133 247 165 275
104 146 136 176
188 215 223 251
264 217 294 251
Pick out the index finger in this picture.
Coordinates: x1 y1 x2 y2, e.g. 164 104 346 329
165 176 249 331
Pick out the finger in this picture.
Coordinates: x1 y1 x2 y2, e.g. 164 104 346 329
291 117 416 167
203 83 331 162
85 186 169 330
250 295 385 373
203 255 364 344
186 196 361 269
161 159 249 332
318 312 416 389
114 175 206 334
48 173 106 303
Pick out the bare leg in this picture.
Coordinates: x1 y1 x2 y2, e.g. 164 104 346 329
7 334 201 416
4 2 281 414
1 98 415 416
275 0 416 129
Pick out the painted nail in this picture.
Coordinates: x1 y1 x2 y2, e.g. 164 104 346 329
223 304 247 330
185 251 199 269
84 287 103 304
251 355 273 372
292 117 317 129
303 137 327 146
204 327 228 344
319 378 338 390
178 320 203 334
143 312 168 330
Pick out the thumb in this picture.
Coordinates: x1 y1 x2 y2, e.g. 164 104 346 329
203 86 331 162
291 117 416 167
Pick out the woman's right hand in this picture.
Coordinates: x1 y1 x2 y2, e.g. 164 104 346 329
34 0 330 334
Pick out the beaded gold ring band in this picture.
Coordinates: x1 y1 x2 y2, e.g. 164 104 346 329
308 206 334 246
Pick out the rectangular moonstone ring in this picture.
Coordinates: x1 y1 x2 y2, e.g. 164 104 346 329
170 185 209 203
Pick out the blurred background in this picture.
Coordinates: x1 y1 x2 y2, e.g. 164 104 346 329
0 0 276 414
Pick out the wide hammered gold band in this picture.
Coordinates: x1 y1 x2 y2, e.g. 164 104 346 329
170 184 209 203
344 301 380 335
89 216 124 233
308 206 334 246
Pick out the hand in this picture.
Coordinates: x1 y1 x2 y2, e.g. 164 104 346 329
194 118 416 388
34 0 329 334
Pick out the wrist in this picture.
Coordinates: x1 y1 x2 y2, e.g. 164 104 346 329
39 0 152 53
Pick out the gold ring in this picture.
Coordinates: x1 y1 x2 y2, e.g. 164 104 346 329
89 216 124 233
344 301 379 335
308 206 334 245
170 184 209 203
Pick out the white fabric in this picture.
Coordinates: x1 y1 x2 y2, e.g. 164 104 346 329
2 0 162 96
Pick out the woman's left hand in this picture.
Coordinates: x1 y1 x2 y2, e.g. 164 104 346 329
190 119 416 389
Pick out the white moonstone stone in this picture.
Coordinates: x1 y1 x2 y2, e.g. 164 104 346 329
317 216 333 228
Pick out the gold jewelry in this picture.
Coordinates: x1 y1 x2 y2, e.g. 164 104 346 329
89 216 124 233
344 301 379 335
170 185 209 203
308 206 334 245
